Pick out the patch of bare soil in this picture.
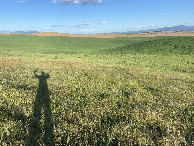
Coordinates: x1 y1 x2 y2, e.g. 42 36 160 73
0 33 21 35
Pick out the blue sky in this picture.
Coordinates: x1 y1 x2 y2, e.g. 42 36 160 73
0 0 194 34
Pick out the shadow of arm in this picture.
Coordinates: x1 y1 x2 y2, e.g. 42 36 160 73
33 70 39 78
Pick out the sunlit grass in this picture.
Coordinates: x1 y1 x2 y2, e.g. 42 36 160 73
0 35 193 145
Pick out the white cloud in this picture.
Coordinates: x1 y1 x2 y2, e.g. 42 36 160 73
69 23 89 28
53 0 103 5
137 25 158 29
0 27 9 33
83 23 90 25
137 26 147 28
74 25 82 27
17 0 27 3
82 20 87 22
70 24 82 28
90 19 95 21
82 29 88 32
45 28 51 30
51 24 63 27
73 0 80 4
102 21 107 24
82 0 102 5
81 29 95 33
52 0 57 4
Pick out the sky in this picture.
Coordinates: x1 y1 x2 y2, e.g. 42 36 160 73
0 0 194 34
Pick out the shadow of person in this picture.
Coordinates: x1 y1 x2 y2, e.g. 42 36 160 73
28 70 54 145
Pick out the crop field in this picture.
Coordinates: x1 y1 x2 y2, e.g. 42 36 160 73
0 35 193 145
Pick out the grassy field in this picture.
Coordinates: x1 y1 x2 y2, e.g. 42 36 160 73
0 35 193 145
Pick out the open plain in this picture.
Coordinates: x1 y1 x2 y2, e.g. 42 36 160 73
0 34 193 145
1 31 194 38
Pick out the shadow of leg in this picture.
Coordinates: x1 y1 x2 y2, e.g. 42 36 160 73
28 99 42 145
43 104 54 145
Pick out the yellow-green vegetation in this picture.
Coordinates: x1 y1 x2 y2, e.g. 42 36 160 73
0 35 193 145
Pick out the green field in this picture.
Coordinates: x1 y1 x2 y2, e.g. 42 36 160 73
0 35 193 145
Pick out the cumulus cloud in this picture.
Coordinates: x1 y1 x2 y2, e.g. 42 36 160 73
17 0 27 3
52 0 57 4
45 28 51 30
69 23 89 28
0 27 9 33
83 23 90 25
53 0 103 5
137 25 158 29
82 0 102 5
102 21 107 24
73 0 80 4
81 29 95 33
51 24 63 27
137 26 147 29
69 24 82 28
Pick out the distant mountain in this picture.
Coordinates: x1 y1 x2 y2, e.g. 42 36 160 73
124 31 138 33
139 25 194 33
112 31 138 34
10 30 40 34
9 25 194 35
117 25 194 34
